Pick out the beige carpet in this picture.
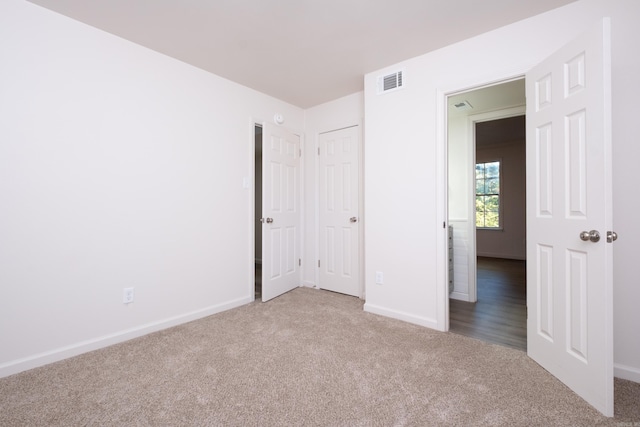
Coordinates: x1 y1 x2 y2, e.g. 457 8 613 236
1 287 638 426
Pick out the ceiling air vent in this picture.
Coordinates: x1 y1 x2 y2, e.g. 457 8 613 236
377 70 404 94
453 100 473 111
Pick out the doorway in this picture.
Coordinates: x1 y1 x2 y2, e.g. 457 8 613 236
438 20 613 415
254 124 262 300
446 80 527 350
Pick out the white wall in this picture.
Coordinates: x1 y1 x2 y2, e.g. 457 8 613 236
364 0 640 381
0 0 304 377
302 93 364 288
447 116 473 300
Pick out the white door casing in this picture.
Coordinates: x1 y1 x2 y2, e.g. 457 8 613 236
261 123 301 302
526 18 613 416
318 126 361 297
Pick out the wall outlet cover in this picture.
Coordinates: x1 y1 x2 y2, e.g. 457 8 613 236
123 287 135 304
375 272 384 285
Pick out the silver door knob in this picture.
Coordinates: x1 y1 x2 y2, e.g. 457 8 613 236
350 217 358 223
266 217 274 224
607 231 618 243
579 230 600 243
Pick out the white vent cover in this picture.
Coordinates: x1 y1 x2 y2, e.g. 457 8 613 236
453 100 473 111
377 70 404 94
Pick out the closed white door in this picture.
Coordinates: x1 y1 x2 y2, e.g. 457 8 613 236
318 126 360 297
261 123 301 302
526 19 613 416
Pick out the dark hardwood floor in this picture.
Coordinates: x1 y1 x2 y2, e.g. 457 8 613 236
255 263 262 300
449 257 527 351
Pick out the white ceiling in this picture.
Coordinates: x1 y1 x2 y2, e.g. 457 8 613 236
27 0 576 108
448 79 525 118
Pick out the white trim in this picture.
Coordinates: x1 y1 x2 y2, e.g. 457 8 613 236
467 105 526 303
363 303 440 330
357 120 365 300
614 363 640 384
313 131 320 290
449 291 469 301
298 130 306 289
476 252 526 260
0 296 251 379
436 88 449 331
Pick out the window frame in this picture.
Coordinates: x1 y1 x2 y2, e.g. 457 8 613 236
475 159 503 230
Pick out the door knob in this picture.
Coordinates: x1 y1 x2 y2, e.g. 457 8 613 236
260 218 274 224
607 231 618 243
579 230 600 243
350 217 358 223
266 217 273 224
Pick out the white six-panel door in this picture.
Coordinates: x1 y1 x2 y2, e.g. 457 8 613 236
261 123 301 302
318 126 360 297
526 18 613 416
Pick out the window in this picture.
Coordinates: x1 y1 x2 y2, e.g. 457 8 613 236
476 161 500 228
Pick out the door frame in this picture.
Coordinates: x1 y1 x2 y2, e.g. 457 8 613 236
249 117 305 301
314 121 365 299
436 72 528 331
464 105 526 303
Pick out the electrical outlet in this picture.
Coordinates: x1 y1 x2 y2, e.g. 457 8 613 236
375 271 384 285
123 287 134 304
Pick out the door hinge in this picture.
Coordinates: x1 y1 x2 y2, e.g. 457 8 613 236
299 148 302 157
443 221 446 229
317 147 320 155
318 260 320 268
298 258 301 266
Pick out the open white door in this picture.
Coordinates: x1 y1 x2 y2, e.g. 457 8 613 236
261 123 301 302
526 18 613 416
318 126 361 297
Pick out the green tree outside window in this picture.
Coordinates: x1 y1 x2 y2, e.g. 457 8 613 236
476 161 500 228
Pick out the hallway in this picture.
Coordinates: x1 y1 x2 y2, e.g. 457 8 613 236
449 257 526 351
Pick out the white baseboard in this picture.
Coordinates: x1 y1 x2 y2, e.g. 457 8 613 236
614 363 640 383
476 252 526 260
449 291 471 302
0 296 252 379
363 303 441 331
